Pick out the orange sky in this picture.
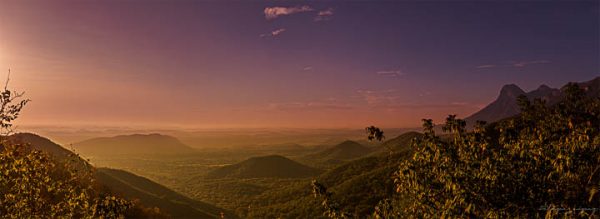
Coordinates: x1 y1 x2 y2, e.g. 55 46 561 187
1 1 597 130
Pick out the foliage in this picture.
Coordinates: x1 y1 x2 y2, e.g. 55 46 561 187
312 180 352 219
0 70 29 136
366 126 385 142
0 73 139 218
388 83 600 217
0 143 132 218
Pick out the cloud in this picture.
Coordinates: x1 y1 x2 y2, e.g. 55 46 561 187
355 89 479 111
260 28 286 38
314 8 334 21
356 89 400 106
268 98 353 111
512 60 550 67
476 60 550 69
376 70 404 77
303 66 313 71
264 6 314 20
475 64 496 69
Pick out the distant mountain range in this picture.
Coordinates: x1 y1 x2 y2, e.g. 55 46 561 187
7 133 231 219
466 76 599 125
72 133 196 156
206 155 322 179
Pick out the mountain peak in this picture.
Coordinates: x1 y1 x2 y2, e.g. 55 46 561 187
537 84 552 91
500 84 525 98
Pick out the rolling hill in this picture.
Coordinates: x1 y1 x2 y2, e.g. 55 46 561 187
6 133 229 218
72 133 195 156
304 141 373 163
248 142 415 218
7 133 78 159
96 168 235 219
206 155 322 179
370 131 423 156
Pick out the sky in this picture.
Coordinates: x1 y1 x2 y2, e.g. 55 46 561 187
0 0 598 129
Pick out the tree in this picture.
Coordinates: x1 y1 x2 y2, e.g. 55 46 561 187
391 84 600 217
0 70 135 218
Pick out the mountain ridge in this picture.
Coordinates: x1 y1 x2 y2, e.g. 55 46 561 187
466 77 598 125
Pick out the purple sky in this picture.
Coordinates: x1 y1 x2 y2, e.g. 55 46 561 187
0 1 598 129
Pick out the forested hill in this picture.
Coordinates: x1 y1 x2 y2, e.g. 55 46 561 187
72 133 196 156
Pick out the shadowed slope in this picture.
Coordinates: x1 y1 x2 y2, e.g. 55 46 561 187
96 168 235 219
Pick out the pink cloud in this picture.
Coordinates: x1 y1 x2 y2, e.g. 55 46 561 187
314 8 334 21
264 6 314 20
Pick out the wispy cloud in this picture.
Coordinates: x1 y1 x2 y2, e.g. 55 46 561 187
512 60 550 67
303 66 313 71
355 89 479 111
314 8 334 21
476 60 551 69
376 70 404 77
356 89 400 106
264 6 314 20
260 28 286 38
475 64 496 69
268 98 353 111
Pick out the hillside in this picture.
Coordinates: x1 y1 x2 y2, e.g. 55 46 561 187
96 168 235 219
370 131 423 156
73 133 195 156
303 140 373 165
465 77 599 125
7 133 228 218
248 150 414 217
7 133 77 160
206 155 322 179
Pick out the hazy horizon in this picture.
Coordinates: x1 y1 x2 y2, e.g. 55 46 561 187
2 1 598 129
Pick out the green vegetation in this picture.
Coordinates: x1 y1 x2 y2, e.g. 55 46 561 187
303 140 373 167
207 155 322 179
0 79 133 218
96 168 235 218
375 82 600 217
0 143 132 218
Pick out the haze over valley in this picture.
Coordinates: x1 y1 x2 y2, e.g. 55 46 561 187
0 1 598 218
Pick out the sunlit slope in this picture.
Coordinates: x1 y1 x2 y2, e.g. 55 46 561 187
248 133 417 218
8 133 230 218
207 155 322 179
303 140 373 166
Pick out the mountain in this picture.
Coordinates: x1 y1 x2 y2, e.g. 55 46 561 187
579 76 600 97
72 133 195 156
96 168 235 219
6 133 228 218
303 140 373 165
7 133 76 159
465 77 600 125
465 84 527 125
206 155 322 179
